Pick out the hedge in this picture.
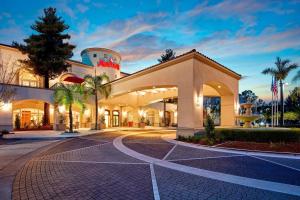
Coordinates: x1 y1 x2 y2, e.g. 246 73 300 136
216 128 300 143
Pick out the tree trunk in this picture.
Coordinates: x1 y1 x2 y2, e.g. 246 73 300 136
69 104 73 133
43 75 50 126
95 92 98 130
279 80 284 127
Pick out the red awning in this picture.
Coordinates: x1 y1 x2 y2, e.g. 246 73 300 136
63 76 84 83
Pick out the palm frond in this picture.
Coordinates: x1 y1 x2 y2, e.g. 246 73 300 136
262 68 277 75
292 71 300 83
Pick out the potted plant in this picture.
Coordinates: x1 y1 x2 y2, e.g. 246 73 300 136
99 115 106 129
123 118 128 126
14 114 21 130
139 116 146 128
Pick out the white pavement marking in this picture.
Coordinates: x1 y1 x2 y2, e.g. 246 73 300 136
123 142 171 145
249 155 300 172
32 159 148 165
150 163 160 200
41 141 112 158
162 144 177 160
162 134 300 159
113 131 300 197
166 154 245 162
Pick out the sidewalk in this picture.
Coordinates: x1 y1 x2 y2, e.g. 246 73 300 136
3 127 173 139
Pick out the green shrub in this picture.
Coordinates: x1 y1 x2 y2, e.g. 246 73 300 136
1 129 9 135
205 115 215 140
216 128 300 143
14 114 21 130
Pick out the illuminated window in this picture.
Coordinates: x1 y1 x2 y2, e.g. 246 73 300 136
19 69 39 87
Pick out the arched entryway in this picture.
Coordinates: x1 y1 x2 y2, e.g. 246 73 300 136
12 99 54 130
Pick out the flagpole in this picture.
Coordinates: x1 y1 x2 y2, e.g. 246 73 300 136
271 87 274 127
276 92 279 126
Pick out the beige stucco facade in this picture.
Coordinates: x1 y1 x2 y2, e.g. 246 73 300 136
0 44 241 137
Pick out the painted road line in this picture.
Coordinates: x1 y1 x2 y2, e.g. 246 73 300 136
249 155 300 172
150 163 160 200
162 144 177 160
166 154 245 162
40 142 112 159
161 134 300 159
113 131 300 197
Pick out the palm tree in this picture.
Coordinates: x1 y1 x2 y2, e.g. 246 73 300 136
83 74 111 130
262 57 298 126
54 83 85 133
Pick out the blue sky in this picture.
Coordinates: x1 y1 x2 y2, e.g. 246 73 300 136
1 0 300 100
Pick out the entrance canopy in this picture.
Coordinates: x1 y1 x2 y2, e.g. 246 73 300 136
101 49 241 137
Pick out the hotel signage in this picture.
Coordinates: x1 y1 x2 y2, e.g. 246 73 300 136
97 55 120 70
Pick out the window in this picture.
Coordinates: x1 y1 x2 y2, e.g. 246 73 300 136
112 110 119 127
93 54 97 58
203 96 221 126
19 70 39 87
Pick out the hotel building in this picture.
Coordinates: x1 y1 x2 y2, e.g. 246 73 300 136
0 43 241 137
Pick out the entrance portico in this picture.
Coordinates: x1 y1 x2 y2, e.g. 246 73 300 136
101 50 241 137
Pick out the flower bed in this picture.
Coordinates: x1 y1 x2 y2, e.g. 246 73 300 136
217 141 300 153
177 128 300 153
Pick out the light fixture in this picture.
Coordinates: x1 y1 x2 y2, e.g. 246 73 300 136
138 109 145 117
50 107 54 114
58 105 66 113
196 96 202 107
98 107 105 115
1 102 12 111
84 109 90 116
217 85 221 89
159 110 163 118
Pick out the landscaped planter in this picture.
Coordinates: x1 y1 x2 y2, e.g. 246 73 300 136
139 122 145 128
100 123 106 129
56 124 66 131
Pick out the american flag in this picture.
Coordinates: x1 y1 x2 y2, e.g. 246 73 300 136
271 76 278 95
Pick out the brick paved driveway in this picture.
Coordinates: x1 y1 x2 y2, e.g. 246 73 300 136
11 130 300 200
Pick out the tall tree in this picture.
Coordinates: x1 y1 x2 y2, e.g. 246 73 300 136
285 87 300 114
239 90 258 103
13 7 75 125
158 49 176 63
262 57 298 126
54 83 85 133
83 74 111 130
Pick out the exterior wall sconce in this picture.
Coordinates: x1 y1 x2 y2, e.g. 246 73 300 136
98 107 105 115
84 109 91 116
50 107 54 114
122 111 128 117
58 105 66 113
196 96 202 107
159 110 163 118
138 109 145 117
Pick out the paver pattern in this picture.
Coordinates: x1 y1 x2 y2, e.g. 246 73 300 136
11 130 300 200
173 155 300 185
154 165 299 200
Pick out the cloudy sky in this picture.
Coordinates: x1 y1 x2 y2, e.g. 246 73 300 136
1 0 300 100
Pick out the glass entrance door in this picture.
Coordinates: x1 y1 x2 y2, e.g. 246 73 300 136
104 110 110 127
112 110 119 127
